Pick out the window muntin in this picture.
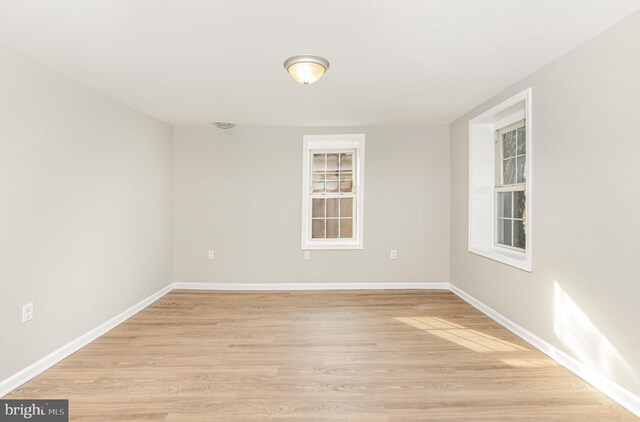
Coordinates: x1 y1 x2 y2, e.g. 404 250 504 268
496 120 526 251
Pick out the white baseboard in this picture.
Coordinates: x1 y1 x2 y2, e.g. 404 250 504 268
0 283 173 398
3 281 638 419
172 282 450 291
449 283 640 418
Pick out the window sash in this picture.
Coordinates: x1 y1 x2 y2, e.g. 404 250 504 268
494 186 525 251
310 149 356 194
495 120 526 251
496 119 526 188
309 195 356 240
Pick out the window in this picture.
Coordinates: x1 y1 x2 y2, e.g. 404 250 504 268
468 88 532 271
302 134 365 249
310 152 355 239
495 120 526 250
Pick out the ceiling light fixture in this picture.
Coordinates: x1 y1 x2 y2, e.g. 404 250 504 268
283 55 330 85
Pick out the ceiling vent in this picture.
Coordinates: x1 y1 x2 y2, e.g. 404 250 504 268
213 122 236 129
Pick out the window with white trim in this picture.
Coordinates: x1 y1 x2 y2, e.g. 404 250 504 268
302 134 364 249
468 88 532 271
495 120 526 250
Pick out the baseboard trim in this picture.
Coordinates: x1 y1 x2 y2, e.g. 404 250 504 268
3 281 638 418
449 283 640 418
0 283 173 398
172 282 450 291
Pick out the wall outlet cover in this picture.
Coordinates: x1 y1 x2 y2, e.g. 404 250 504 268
22 303 34 323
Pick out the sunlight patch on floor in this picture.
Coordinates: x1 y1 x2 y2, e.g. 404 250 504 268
499 358 558 368
395 316 529 353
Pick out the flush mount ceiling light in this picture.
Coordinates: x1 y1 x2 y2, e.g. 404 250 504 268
283 55 330 85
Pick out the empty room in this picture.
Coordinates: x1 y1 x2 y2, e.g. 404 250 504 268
1 1 639 420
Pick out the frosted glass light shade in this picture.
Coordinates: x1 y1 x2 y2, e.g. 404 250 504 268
284 55 330 84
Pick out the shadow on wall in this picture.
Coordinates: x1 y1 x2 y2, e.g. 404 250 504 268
552 281 635 380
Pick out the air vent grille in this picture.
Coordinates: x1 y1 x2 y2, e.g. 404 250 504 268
213 122 236 129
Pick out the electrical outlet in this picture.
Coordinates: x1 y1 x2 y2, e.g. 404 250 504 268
303 251 310 260
390 249 397 260
208 250 215 260
22 303 33 323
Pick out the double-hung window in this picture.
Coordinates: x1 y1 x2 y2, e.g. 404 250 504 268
468 88 532 271
301 134 365 249
495 120 526 250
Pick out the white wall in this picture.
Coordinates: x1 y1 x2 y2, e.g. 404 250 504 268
173 125 450 285
450 11 640 397
0 45 174 380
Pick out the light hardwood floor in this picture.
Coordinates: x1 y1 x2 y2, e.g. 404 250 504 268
6 290 636 421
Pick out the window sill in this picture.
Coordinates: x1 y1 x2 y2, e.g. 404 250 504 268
468 246 532 272
303 240 363 250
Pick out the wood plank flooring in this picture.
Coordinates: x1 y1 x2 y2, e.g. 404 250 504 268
6 290 636 421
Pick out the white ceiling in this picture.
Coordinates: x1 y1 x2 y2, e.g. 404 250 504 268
1 0 639 126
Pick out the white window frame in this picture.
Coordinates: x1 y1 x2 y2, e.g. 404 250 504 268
468 88 532 271
301 134 365 250
495 120 526 251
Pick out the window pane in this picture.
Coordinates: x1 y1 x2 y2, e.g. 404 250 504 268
340 173 353 192
326 199 339 218
312 182 325 193
517 126 526 155
498 192 513 218
514 191 525 219
313 172 325 182
340 218 353 238
326 171 339 192
313 154 325 171
340 153 353 171
340 198 353 218
502 131 516 158
503 158 516 185
312 199 325 218
312 220 325 239
326 219 339 238
516 156 526 183
514 220 526 249
327 153 339 171
498 219 512 246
